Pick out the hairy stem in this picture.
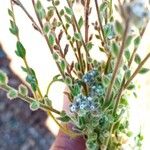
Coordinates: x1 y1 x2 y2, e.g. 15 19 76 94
0 84 61 115
124 53 150 89
104 18 129 103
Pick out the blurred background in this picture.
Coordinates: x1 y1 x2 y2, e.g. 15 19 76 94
0 0 150 149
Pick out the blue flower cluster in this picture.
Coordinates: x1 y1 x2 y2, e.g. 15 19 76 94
82 69 99 85
70 69 105 114
70 94 98 113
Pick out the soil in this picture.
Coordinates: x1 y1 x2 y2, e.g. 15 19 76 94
0 47 54 150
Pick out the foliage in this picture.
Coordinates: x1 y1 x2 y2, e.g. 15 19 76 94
0 0 150 149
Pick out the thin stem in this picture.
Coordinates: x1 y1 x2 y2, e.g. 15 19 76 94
124 53 150 89
94 0 107 46
51 0 79 63
11 0 43 99
12 0 42 33
84 0 91 43
0 84 61 115
47 111 81 138
32 0 65 80
104 18 129 103
113 23 149 114
67 0 90 65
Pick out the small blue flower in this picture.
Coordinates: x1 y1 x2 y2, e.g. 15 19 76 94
82 69 99 85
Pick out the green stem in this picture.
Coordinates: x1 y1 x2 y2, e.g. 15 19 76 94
11 0 43 99
124 53 150 89
0 84 61 115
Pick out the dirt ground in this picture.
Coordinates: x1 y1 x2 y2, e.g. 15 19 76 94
0 47 54 150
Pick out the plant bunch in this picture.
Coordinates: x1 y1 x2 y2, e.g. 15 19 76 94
0 0 150 149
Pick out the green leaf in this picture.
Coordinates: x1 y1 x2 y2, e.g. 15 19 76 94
124 50 130 61
65 15 72 23
9 20 19 36
54 0 60 6
115 20 123 35
7 89 18 100
47 9 54 20
60 9 64 16
78 16 84 29
52 52 59 60
15 41 26 58
139 68 150 74
104 23 115 40
26 74 37 91
74 32 82 41
99 2 108 12
18 84 28 96
60 59 66 72
0 70 8 85
86 42 93 51
134 36 141 48
38 9 46 19
125 36 133 48
111 42 119 57
8 9 14 17
65 76 72 86
57 115 71 122
36 0 42 10
102 75 110 87
48 33 55 46
44 97 52 107
64 6 73 16
134 54 141 64
127 84 135 90
125 70 131 80
30 101 40 111
43 23 50 34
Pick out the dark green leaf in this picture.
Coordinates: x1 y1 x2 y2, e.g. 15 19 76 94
57 115 71 122
127 84 135 90
134 54 141 64
60 59 66 72
134 36 141 48
48 33 55 46
9 20 19 36
65 76 72 86
139 68 150 74
124 50 130 61
86 42 93 51
15 41 26 58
